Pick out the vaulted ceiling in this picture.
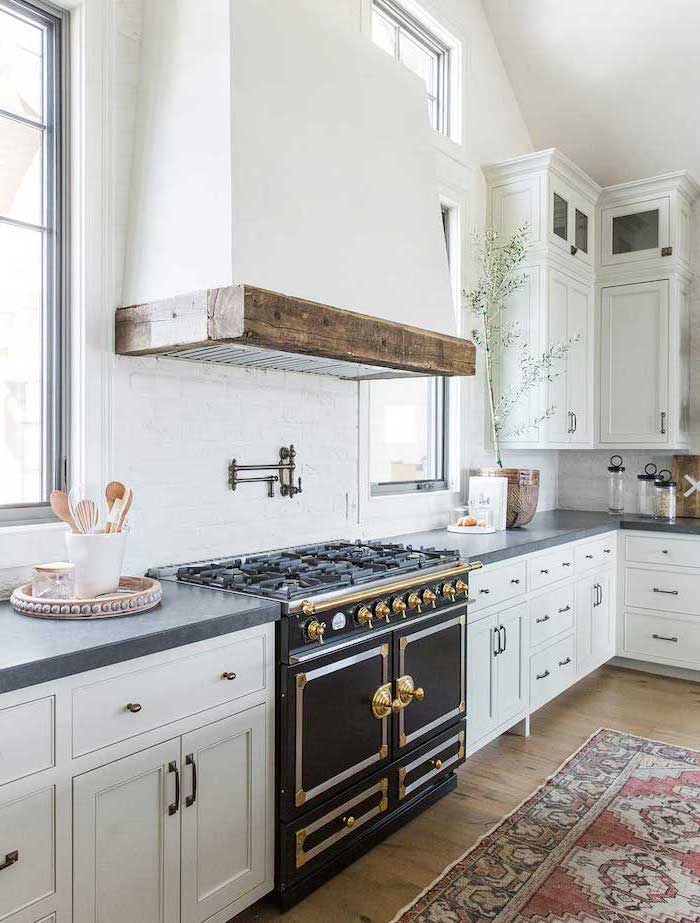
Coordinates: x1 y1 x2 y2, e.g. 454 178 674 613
482 0 700 187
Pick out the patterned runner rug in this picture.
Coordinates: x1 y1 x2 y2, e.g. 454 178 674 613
391 728 700 922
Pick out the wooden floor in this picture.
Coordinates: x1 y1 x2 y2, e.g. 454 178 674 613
238 665 700 923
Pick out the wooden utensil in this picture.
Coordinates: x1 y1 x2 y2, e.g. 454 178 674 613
68 488 100 534
115 487 133 533
105 481 127 533
50 489 78 533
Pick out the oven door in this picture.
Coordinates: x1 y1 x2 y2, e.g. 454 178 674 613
280 636 391 820
393 606 466 752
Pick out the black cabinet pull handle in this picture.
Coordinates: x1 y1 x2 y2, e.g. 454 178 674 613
603 549 611 554
500 625 507 652
222 671 237 681
540 568 549 574
653 588 678 595
585 554 593 559
185 753 197 807
536 669 550 680
0 850 18 872
536 614 550 624
652 633 678 643
558 657 572 666
493 628 501 657
661 549 669 554
510 578 520 584
562 561 571 567
480 588 490 594
168 761 180 816
558 605 571 614
126 702 142 713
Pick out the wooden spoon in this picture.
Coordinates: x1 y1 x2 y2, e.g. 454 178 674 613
50 489 78 533
115 487 133 533
105 481 126 533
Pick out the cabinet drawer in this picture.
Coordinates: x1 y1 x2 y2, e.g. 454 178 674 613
530 636 575 710
397 721 465 803
625 535 700 568
469 560 526 614
624 610 700 667
528 545 575 591
280 772 389 883
575 535 616 572
529 584 574 648
0 697 54 787
72 634 267 756
625 567 700 616
0 786 55 920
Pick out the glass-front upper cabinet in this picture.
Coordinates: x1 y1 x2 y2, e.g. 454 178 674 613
548 181 592 265
601 196 671 266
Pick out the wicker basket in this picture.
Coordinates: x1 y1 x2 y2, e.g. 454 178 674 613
477 468 540 528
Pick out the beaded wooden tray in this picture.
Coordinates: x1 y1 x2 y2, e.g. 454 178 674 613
10 576 162 619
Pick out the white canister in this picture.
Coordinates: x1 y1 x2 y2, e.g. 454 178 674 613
65 532 127 598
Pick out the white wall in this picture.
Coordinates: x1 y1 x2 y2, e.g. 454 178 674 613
1 0 551 592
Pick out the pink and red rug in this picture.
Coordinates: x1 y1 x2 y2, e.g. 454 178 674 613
392 728 700 922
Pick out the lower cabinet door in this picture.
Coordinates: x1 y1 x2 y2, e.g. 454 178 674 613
73 738 181 923
180 704 267 923
495 602 527 724
0 785 55 921
576 571 613 677
466 614 498 746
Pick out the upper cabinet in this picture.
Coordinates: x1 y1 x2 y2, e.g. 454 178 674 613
483 151 698 452
598 174 698 271
484 149 600 278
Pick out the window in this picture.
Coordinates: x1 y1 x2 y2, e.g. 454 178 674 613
0 0 67 521
371 0 450 134
369 205 452 495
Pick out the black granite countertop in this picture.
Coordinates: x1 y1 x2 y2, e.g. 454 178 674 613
0 581 280 695
385 509 700 566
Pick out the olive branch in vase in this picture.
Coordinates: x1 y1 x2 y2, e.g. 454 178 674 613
463 224 580 469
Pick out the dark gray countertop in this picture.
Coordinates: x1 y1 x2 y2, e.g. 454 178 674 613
0 581 280 695
385 509 700 566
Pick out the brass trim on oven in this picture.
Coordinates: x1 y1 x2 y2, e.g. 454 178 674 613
295 643 389 808
292 563 480 616
398 613 466 749
295 778 389 869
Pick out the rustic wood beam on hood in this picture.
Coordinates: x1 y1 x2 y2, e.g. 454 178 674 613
115 284 476 379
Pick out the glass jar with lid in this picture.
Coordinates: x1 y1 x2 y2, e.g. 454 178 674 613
607 455 625 515
32 562 76 599
654 470 677 522
637 463 657 517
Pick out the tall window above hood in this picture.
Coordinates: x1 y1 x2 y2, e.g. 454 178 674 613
371 0 451 135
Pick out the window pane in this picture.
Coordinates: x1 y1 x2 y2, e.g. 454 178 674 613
553 192 568 241
612 209 659 254
0 222 44 505
0 115 43 224
398 31 437 97
575 208 588 253
371 8 396 56
370 378 443 484
0 8 43 122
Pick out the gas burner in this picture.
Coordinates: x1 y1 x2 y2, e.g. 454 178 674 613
172 540 460 600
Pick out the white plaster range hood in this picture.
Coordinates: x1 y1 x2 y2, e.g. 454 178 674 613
116 0 474 380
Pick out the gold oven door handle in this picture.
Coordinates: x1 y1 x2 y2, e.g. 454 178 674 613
396 675 425 707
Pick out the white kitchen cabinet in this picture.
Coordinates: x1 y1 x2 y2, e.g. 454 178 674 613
467 602 527 749
180 706 267 923
601 195 671 266
73 739 182 923
543 269 593 445
599 279 673 446
576 570 614 678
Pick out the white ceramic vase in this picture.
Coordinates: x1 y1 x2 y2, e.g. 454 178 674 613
65 532 127 598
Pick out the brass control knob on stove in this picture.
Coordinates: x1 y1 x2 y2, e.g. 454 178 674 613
441 582 456 601
374 600 391 622
422 588 437 608
391 596 407 618
455 579 468 597
306 618 326 645
356 605 374 628
406 592 422 613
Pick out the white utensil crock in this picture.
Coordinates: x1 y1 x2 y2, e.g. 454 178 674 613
65 532 127 598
